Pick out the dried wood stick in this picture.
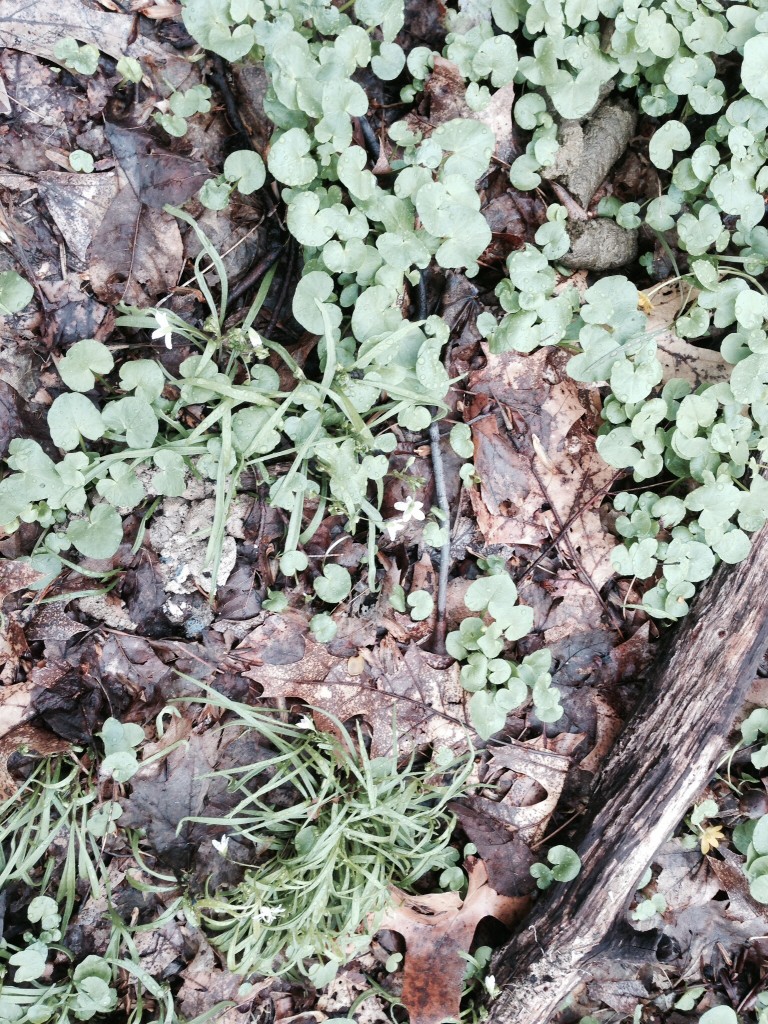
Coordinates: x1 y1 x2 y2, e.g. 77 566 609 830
488 522 768 1024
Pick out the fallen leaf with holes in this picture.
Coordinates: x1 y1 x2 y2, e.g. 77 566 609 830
239 629 469 757
467 347 616 588
379 859 526 1024
644 281 728 388
472 741 571 843
450 740 570 894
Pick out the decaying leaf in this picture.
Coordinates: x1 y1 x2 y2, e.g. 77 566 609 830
88 125 209 304
644 281 729 388
89 190 183 305
38 171 118 264
238 627 470 756
0 0 193 88
470 741 571 843
467 347 617 588
379 859 526 1024
0 722 70 799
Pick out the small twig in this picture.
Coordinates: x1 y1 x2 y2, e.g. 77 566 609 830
414 271 451 654
209 55 251 142
549 181 588 221
359 115 381 164
228 241 284 307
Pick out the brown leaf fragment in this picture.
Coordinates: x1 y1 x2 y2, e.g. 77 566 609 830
26 604 90 644
88 189 183 304
177 936 244 1024
0 0 193 88
708 847 768 924
643 280 729 388
242 630 469 757
379 859 526 1024
464 741 570 843
104 125 210 209
0 722 70 799
38 171 118 264
408 56 516 165
0 558 44 603
468 348 616 588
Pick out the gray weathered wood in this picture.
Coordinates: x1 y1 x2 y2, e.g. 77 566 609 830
488 523 768 1024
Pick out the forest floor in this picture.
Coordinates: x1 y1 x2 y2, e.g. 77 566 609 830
1 2 767 1024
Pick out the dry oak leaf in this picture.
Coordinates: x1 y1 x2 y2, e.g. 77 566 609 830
467 347 616 588
243 632 470 757
379 859 527 1024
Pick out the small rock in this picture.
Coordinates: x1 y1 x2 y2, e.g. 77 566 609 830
560 218 638 272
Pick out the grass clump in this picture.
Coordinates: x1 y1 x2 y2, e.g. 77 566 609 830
183 684 472 985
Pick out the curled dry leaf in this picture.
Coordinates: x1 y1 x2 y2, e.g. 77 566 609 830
379 858 527 1024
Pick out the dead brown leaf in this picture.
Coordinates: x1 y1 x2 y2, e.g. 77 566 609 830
467 347 617 588
38 171 117 264
0 722 70 799
238 629 469 757
644 281 729 388
87 124 210 303
0 558 43 602
450 740 570 895
379 859 527 1024
0 0 194 89
89 189 183 304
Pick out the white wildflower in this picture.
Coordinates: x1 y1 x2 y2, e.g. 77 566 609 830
484 975 499 999
393 496 425 523
212 835 230 856
295 715 315 731
256 904 285 924
151 309 174 349
383 519 404 541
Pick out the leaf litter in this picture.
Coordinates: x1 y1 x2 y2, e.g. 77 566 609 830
0 1 764 1023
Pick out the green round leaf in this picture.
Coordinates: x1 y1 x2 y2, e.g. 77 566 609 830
67 504 123 559
548 845 581 882
313 564 352 604
699 1008 739 1024
199 179 232 210
119 359 165 403
224 150 266 194
48 393 105 450
407 589 434 621
0 270 34 315
58 339 114 392
649 120 691 170
268 128 317 187
742 36 768 104
102 396 158 449
309 612 338 642
69 149 94 173
281 550 309 575
292 271 342 335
